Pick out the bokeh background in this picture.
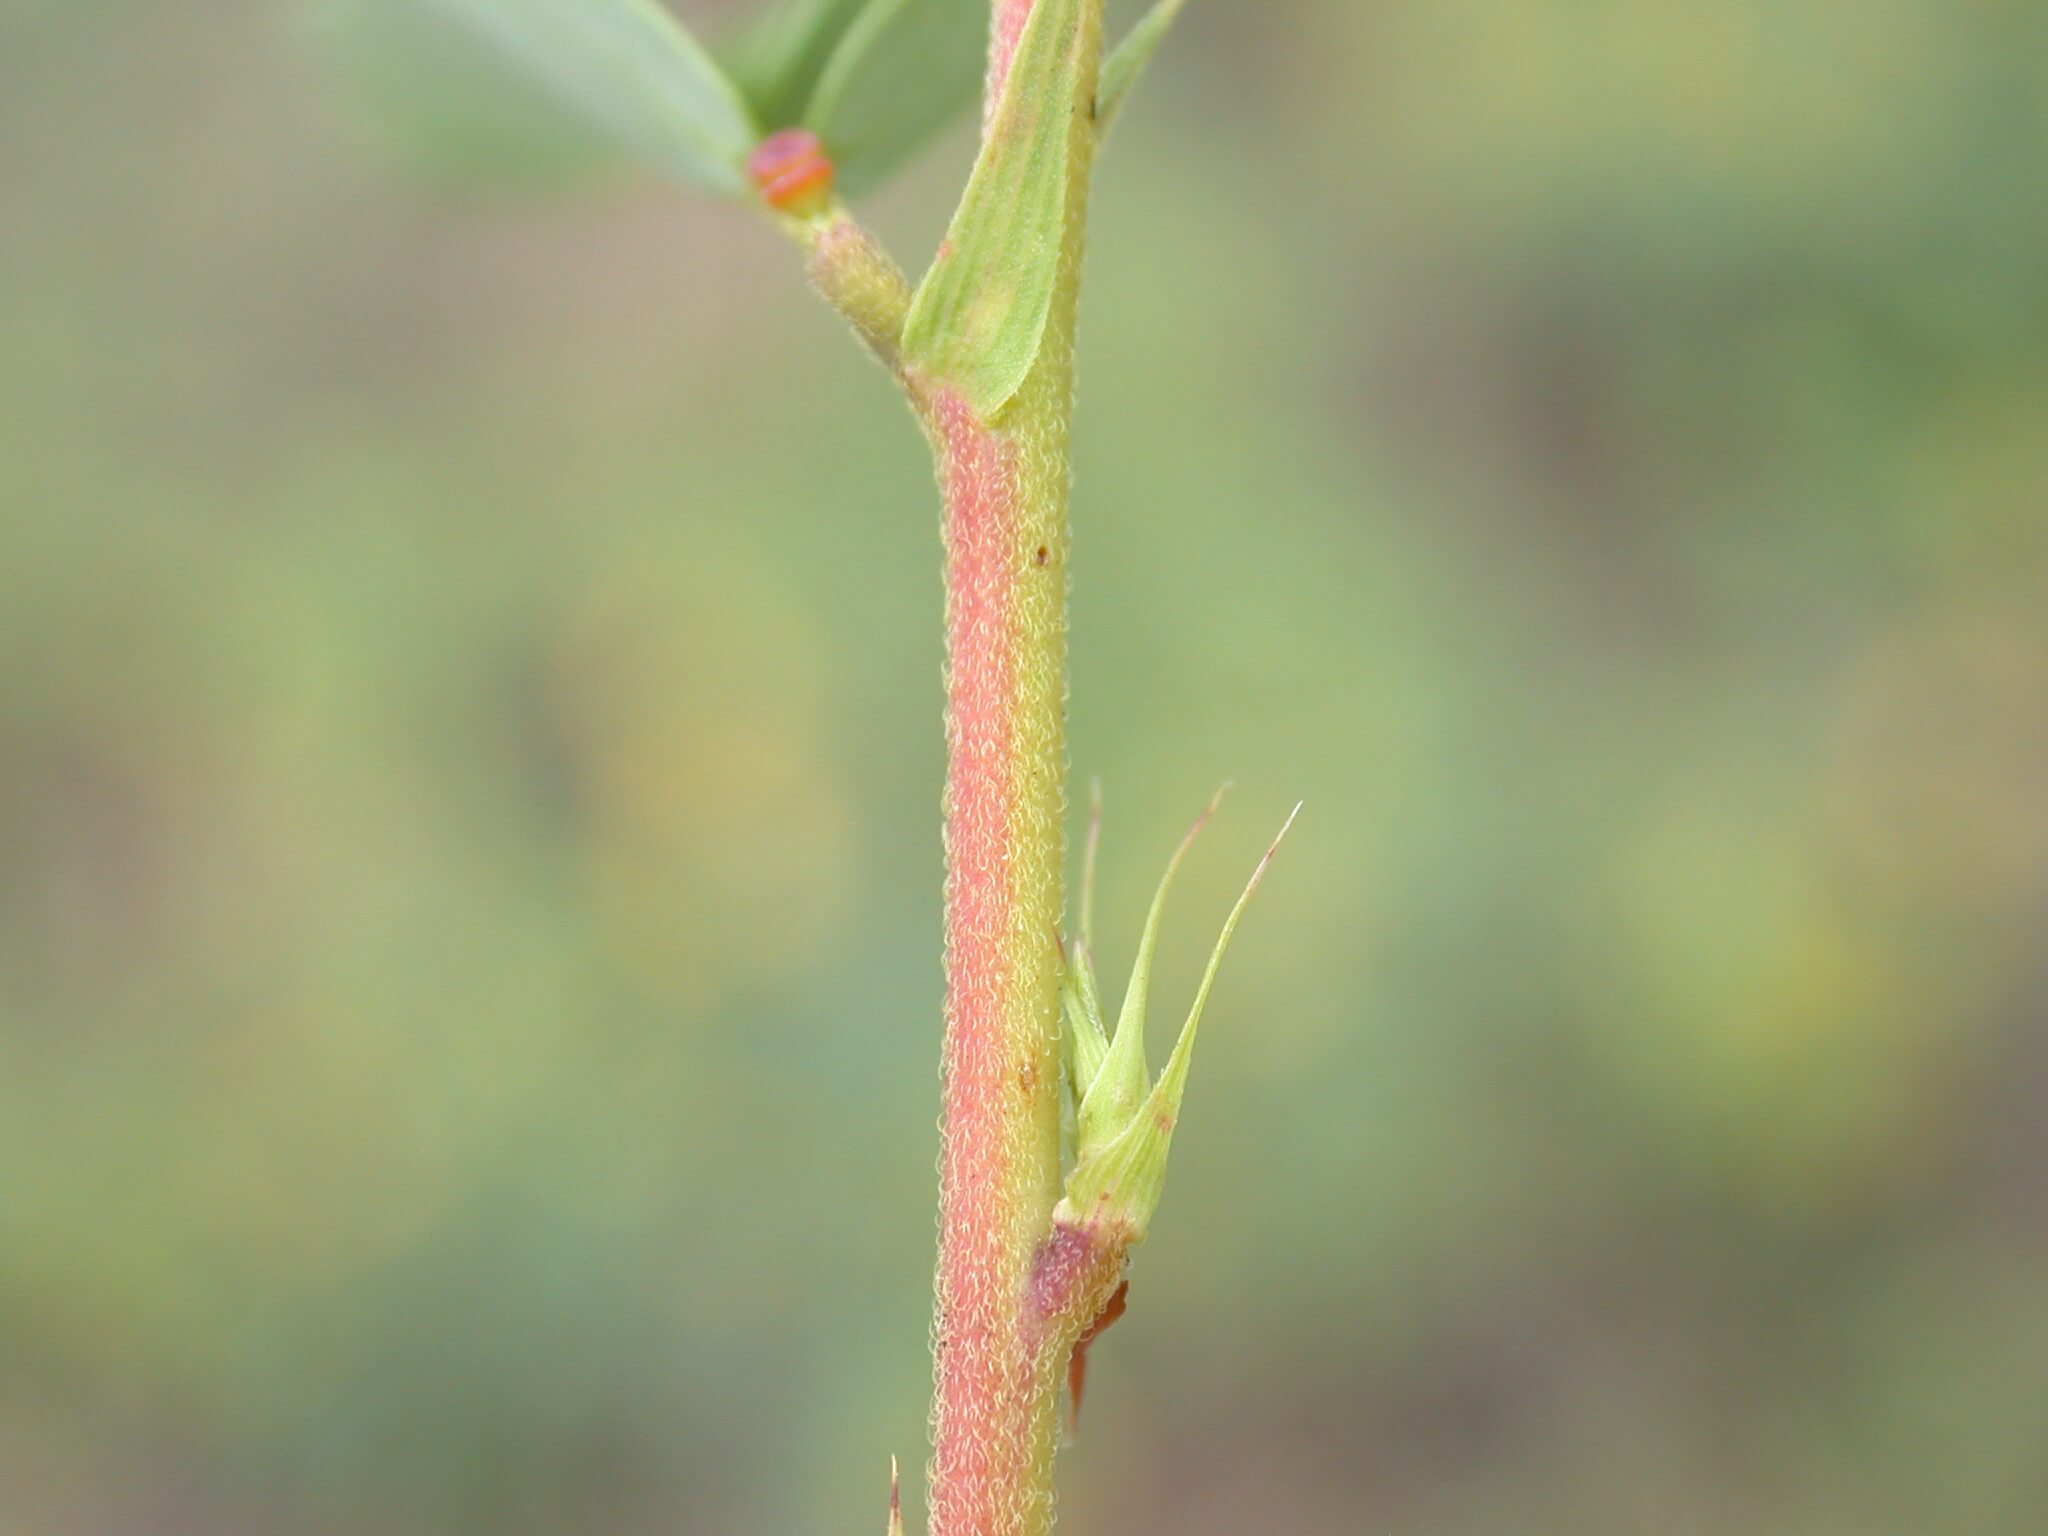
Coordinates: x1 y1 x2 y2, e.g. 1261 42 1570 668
5 1 2048 1531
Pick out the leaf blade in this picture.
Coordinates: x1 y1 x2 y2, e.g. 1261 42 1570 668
417 0 759 193
315 0 616 188
722 0 872 131
803 0 986 195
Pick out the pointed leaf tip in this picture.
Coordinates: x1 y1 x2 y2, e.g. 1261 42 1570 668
1097 0 1189 131
1149 798 1299 1119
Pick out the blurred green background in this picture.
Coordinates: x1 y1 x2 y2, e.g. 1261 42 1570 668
5 1 2047 1531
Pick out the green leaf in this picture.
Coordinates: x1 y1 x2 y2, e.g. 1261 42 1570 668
410 0 759 194
722 0 872 131
803 0 986 195
899 0 1089 416
313 0 615 188
1096 0 1187 130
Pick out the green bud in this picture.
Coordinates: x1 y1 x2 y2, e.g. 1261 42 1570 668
1074 787 1225 1158
1057 797 1300 1245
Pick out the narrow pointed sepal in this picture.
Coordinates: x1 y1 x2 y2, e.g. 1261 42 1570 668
1143 800 1300 1143
1057 799 1300 1245
1061 779 1113 1118
885 1456 903 1536
1062 938 1110 1112
1079 778 1104 954
1075 787 1226 1157
1096 0 1189 132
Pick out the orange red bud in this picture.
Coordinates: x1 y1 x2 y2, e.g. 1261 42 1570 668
747 128 835 216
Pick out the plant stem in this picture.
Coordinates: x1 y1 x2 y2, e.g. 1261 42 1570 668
922 6 1113 1533
785 7 1121 1528
922 374 1069 1536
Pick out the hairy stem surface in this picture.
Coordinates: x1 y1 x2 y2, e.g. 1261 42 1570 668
924 375 1070 1536
924 4 1114 1532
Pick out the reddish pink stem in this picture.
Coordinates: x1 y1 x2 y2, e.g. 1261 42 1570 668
925 5 1118 1531
925 385 1120 1534
986 0 1037 122
932 390 1021 1533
